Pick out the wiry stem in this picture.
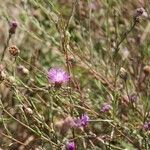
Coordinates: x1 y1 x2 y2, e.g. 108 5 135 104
1 33 12 61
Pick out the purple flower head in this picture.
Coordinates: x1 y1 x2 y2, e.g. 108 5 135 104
48 68 70 85
9 21 18 34
66 141 75 150
129 93 138 102
143 122 150 131
101 103 111 112
75 114 89 127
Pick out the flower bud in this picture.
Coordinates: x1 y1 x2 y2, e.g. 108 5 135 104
101 103 111 112
9 21 18 34
66 141 75 150
129 93 138 102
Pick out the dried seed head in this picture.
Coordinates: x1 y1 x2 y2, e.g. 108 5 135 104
119 67 128 80
17 65 29 76
8 45 20 56
143 65 150 75
129 93 138 102
23 106 33 115
134 7 148 22
55 116 76 135
9 21 18 34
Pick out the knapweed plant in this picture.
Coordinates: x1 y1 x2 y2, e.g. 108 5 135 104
0 0 150 149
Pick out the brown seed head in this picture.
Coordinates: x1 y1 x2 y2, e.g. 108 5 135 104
8 45 20 56
120 67 128 80
143 65 150 75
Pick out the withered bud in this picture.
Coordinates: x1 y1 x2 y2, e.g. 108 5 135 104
9 21 18 34
143 65 150 75
134 7 148 22
8 45 20 56
119 67 128 80
23 106 33 115
55 116 76 135
17 65 29 76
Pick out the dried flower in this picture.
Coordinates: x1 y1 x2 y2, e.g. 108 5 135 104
143 65 150 75
23 106 33 115
8 45 20 56
143 122 150 131
119 67 128 80
134 7 148 22
66 141 75 150
129 93 138 102
17 65 29 76
101 103 111 112
55 116 76 135
48 68 70 85
9 21 18 34
75 114 89 127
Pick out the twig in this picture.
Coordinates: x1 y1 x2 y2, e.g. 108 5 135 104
1 33 11 61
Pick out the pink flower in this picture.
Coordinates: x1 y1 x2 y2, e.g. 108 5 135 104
48 68 70 84
66 141 75 150
101 103 111 112
74 114 90 127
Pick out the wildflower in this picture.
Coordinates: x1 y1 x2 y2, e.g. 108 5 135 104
75 114 89 127
66 141 75 150
48 68 70 85
143 122 150 131
101 103 111 112
9 21 18 34
8 45 20 56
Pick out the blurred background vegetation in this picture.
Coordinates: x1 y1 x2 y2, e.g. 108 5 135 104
0 0 150 149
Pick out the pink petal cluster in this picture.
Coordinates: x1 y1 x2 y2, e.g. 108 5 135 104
66 141 75 150
74 114 90 127
48 68 70 84
101 103 111 112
